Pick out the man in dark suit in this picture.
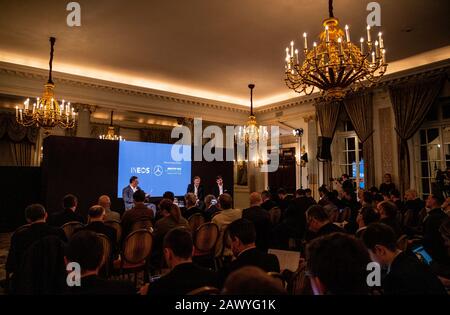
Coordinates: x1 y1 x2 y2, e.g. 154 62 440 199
363 223 446 295
49 194 84 227
6 204 67 276
212 175 231 198
65 230 135 295
305 205 344 241
276 188 293 212
204 194 220 221
79 205 117 259
186 176 205 201
143 227 218 295
423 193 448 263
378 201 403 238
260 190 277 211
122 176 142 210
284 189 316 239
341 174 354 192
182 192 203 219
224 219 279 279
121 190 154 239
242 192 271 252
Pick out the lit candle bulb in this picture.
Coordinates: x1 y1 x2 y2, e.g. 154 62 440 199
371 51 375 63
295 49 299 63
32 103 36 114
382 49 386 63
313 42 317 58
24 98 29 112
360 37 365 54
325 25 330 42
345 25 350 42
378 32 384 49
338 37 343 55
374 40 379 57
366 25 371 42
290 41 294 57
303 32 308 49
19 109 23 121
37 97 40 108
15 106 18 119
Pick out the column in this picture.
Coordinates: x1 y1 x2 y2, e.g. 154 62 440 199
74 104 96 138
306 115 319 199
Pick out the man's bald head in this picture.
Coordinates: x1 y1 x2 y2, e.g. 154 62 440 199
98 195 111 209
249 192 262 206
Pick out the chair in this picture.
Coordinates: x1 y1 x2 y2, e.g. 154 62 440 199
5 224 31 293
104 219 122 244
186 286 220 295
188 213 205 232
96 233 113 278
286 258 313 295
268 207 282 226
131 220 152 232
113 229 153 287
267 272 287 289
61 221 84 240
192 223 219 269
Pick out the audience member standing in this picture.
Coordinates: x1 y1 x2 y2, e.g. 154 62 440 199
379 173 396 196
242 192 271 252
423 193 448 264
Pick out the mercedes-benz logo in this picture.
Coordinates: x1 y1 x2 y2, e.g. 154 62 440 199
153 165 163 176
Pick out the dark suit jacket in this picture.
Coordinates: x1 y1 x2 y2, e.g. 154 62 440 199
383 251 446 295
422 208 448 263
81 221 118 258
6 222 66 273
306 222 345 241
187 184 205 201
242 206 272 252
121 203 154 239
380 217 403 239
228 248 280 275
212 184 232 198
147 262 219 295
205 204 220 221
261 199 277 211
284 196 316 238
67 275 136 295
182 206 203 220
49 208 84 227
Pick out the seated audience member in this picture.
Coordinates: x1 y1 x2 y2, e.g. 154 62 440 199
277 188 291 212
379 173 396 195
318 185 329 206
360 191 374 208
373 193 385 209
226 219 280 277
260 190 277 211
377 201 403 238
362 223 446 295
304 188 315 204
242 192 271 252
222 266 286 295
65 230 135 294
204 194 220 221
356 206 380 238
144 227 218 295
182 192 203 219
121 189 154 238
423 193 448 264
162 191 175 202
212 193 242 257
49 194 84 227
402 189 425 231
305 205 344 241
306 232 371 295
436 218 450 287
98 195 120 222
6 204 67 276
284 189 317 239
153 200 189 247
80 205 117 258
442 197 450 216
341 188 361 233
390 189 403 214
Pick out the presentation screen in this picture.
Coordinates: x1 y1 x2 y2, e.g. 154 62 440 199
117 141 191 197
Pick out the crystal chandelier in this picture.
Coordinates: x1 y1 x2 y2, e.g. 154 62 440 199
99 111 125 141
284 0 388 100
15 37 76 129
235 84 268 145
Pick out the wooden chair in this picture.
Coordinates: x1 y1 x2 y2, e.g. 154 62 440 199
96 233 113 278
188 213 205 232
104 219 122 244
113 229 153 287
267 272 287 289
186 286 220 295
287 259 313 295
131 220 153 232
5 224 31 293
61 221 84 240
192 223 219 269
268 207 282 226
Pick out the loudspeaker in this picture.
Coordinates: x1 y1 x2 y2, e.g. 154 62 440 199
317 136 332 161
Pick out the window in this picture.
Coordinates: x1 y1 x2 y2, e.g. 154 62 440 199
334 134 364 190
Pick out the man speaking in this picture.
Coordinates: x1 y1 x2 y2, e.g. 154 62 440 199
122 176 141 210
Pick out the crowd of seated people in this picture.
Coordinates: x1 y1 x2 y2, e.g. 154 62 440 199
4 175 450 295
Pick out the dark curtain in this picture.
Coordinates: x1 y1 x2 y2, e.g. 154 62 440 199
389 74 446 194
315 100 341 185
140 127 176 144
344 92 375 188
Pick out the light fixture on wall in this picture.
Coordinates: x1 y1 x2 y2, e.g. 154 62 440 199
15 37 76 129
99 111 125 141
284 0 387 100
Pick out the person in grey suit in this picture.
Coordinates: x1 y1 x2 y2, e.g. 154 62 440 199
122 176 142 210
98 195 120 221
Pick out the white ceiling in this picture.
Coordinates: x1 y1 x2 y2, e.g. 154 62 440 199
0 0 449 106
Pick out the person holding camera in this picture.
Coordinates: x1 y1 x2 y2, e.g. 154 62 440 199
204 194 220 221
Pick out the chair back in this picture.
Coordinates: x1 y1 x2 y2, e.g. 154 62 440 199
188 213 205 231
61 221 84 240
194 222 219 252
96 233 113 276
131 220 152 232
14 224 31 234
268 207 282 225
122 229 153 264
267 272 287 289
104 220 122 243
186 286 220 295
288 260 313 295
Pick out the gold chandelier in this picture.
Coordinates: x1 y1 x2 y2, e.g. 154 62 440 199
16 37 76 129
284 0 387 100
99 111 125 141
235 84 268 145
